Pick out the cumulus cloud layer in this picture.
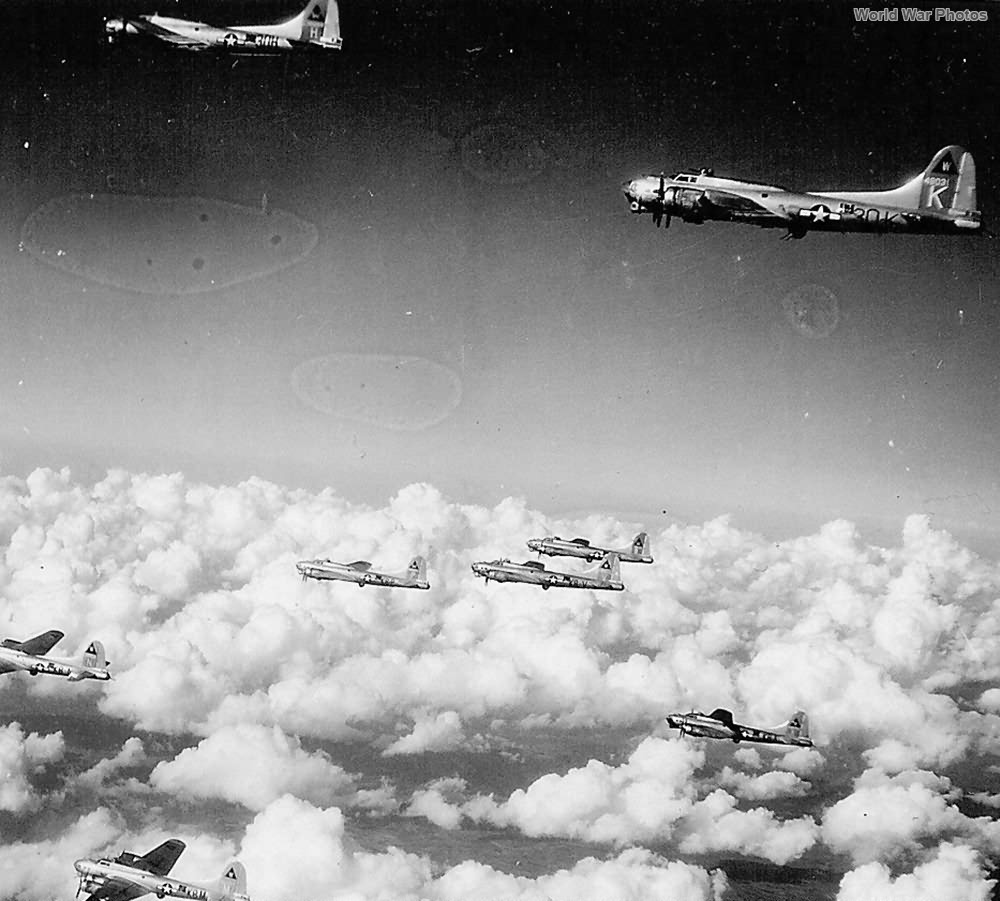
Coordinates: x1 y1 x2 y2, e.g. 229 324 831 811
0 468 997 895
0 722 64 813
149 724 385 812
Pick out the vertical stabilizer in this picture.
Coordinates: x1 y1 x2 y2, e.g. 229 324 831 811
301 0 342 47
784 711 809 742
919 145 976 212
632 532 650 557
216 862 248 898
82 641 107 670
589 553 621 584
407 556 428 586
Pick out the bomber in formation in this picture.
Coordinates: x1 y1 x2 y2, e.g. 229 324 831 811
624 145 981 239
0 630 110 681
666 708 813 747
527 531 653 563
75 839 250 901
297 554 430 589
104 0 342 52
471 552 625 590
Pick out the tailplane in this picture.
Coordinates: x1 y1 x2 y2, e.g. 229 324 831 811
216 862 248 898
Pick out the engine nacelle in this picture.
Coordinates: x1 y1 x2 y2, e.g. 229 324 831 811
662 187 707 222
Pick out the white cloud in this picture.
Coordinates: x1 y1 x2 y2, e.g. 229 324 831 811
0 469 998 888
0 808 119 897
822 769 1000 864
383 710 467 756
715 766 811 800
74 736 146 792
837 842 995 901
0 722 65 813
149 724 369 811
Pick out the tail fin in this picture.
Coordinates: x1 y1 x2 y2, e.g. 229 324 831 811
588 552 621 583
918 145 976 213
631 532 650 557
216 862 247 898
823 145 978 215
82 641 107 670
407 556 428 584
299 0 342 47
783 710 809 742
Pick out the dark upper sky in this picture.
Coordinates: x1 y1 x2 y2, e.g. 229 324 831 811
0 0 997 546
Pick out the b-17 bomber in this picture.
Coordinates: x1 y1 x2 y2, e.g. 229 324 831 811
624 145 980 239
666 708 812 747
297 555 430 589
104 0 342 53
75 839 250 901
527 531 652 564
0 630 110 682
471 553 625 591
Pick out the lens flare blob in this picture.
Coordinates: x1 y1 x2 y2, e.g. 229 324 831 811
781 283 840 338
21 194 318 294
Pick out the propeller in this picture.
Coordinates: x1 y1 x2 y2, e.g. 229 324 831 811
652 173 672 229
652 173 665 227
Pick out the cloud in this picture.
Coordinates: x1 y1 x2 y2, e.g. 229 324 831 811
237 795 724 901
404 738 817 864
74 737 147 792
678 789 819 865
383 709 467 756
0 808 119 897
149 724 377 812
715 766 811 800
836 842 996 901
0 469 998 888
821 769 1000 864
0 722 65 813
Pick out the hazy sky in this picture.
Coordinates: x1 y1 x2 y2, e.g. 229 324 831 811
1 0 997 548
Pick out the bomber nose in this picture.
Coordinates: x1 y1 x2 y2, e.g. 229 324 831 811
74 859 94 875
104 17 124 33
527 539 541 551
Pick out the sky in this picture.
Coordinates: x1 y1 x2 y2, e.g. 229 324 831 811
0 0 997 545
0 1 998 900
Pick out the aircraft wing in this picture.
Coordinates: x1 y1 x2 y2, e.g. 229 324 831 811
569 538 590 546
701 190 784 219
137 839 186 875
129 18 213 47
347 561 373 572
4 630 64 656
